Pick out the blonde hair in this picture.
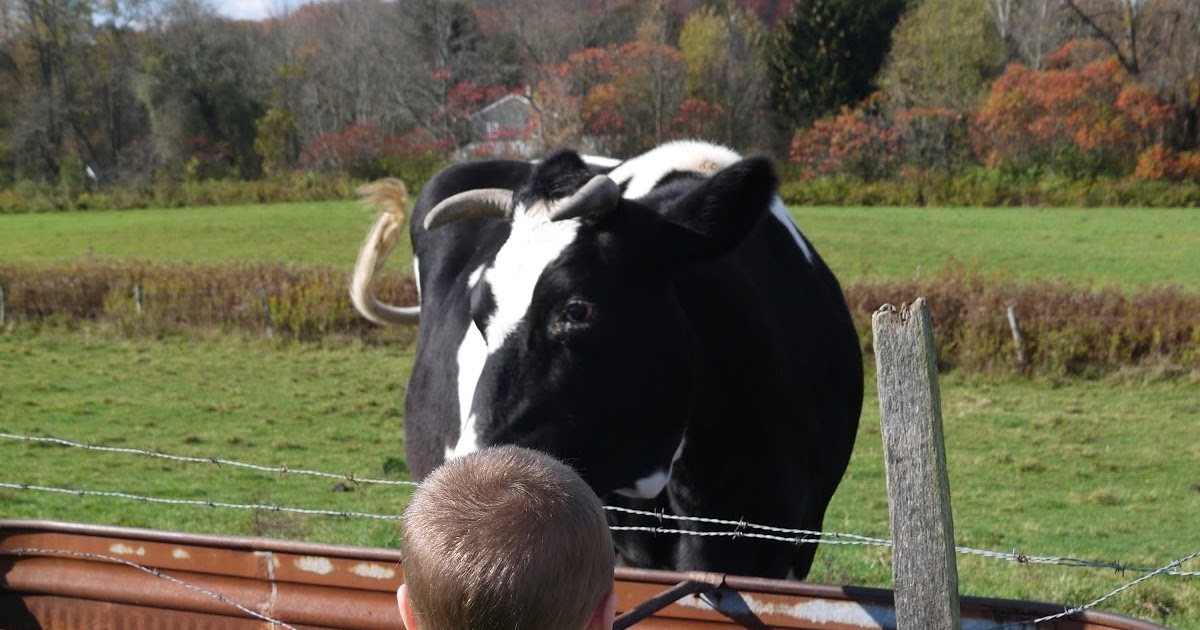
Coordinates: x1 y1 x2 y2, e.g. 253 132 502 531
401 446 615 630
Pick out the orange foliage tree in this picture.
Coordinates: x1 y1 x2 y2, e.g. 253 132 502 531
972 42 1176 176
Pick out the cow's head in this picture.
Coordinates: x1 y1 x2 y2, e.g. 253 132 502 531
428 149 779 498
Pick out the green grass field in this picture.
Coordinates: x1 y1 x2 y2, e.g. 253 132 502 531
0 327 1196 626
2 202 1198 626
2 203 1198 287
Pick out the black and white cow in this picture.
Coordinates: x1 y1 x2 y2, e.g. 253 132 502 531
351 140 863 580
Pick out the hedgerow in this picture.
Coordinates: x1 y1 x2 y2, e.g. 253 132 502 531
0 174 366 214
1 262 1195 375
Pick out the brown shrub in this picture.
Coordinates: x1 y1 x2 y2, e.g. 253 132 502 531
0 261 417 342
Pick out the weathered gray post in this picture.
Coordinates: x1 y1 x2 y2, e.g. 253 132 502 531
872 299 961 630
0 281 6 327
1006 304 1026 370
260 290 273 337
135 283 144 318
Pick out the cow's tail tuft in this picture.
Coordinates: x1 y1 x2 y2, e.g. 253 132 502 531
351 178 420 325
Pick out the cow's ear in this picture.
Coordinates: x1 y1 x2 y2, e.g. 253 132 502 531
657 156 778 263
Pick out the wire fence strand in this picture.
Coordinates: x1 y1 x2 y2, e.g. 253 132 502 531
990 549 1200 629
0 432 418 487
0 482 404 521
0 547 299 630
3 431 1197 579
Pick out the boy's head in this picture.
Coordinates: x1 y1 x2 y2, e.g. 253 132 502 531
398 445 616 630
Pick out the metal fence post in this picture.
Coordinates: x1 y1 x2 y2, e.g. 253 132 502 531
872 299 961 630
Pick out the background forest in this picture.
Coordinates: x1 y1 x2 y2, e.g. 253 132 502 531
2 0 1199 210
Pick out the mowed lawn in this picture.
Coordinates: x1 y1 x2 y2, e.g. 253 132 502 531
2 202 1199 287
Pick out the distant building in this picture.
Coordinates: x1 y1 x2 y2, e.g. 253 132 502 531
460 93 538 159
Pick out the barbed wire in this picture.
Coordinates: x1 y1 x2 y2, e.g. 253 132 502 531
603 505 890 544
605 504 1199 577
0 432 418 487
990 549 1200 629
0 482 403 522
5 479 1194 580
3 431 1197 579
0 546 299 630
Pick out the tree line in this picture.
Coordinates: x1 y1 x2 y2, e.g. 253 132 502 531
1 0 1198 196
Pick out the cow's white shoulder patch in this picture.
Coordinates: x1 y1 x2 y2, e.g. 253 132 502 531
614 470 669 499
770 197 815 264
614 435 686 499
608 140 741 199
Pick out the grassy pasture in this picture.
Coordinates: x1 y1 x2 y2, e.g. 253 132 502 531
1 203 1199 287
0 327 1197 626
1 201 1198 625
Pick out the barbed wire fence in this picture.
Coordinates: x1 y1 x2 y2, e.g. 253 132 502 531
0 430 1197 630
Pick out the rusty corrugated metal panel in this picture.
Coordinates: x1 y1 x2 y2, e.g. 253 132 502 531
0 520 1169 630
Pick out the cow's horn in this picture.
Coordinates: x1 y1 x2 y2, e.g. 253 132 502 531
423 188 513 230
351 179 421 325
549 175 620 222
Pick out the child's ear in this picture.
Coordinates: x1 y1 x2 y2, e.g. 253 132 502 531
585 591 617 630
656 156 778 264
398 584 420 630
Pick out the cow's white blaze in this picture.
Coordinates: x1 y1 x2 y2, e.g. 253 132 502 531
608 140 740 199
448 319 488 460
412 256 422 300
769 197 815 264
447 200 583 460
481 202 582 352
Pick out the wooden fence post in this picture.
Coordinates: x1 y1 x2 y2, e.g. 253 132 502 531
0 281 6 327
872 299 961 630
134 283 143 318
260 290 273 337
1006 304 1026 370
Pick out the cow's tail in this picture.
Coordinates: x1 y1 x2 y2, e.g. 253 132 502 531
351 178 420 325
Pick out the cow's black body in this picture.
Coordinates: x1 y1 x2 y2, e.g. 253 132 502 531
401 143 862 579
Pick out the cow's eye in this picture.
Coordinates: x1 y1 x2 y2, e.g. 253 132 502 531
563 300 594 324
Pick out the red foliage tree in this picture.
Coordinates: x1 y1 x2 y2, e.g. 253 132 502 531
298 122 386 177
789 96 899 179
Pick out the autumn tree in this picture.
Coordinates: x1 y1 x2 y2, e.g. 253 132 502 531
972 51 1177 175
137 0 265 178
988 0 1075 69
383 0 511 149
581 0 684 156
3 0 102 179
765 0 908 129
677 2 769 149
880 0 1004 113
